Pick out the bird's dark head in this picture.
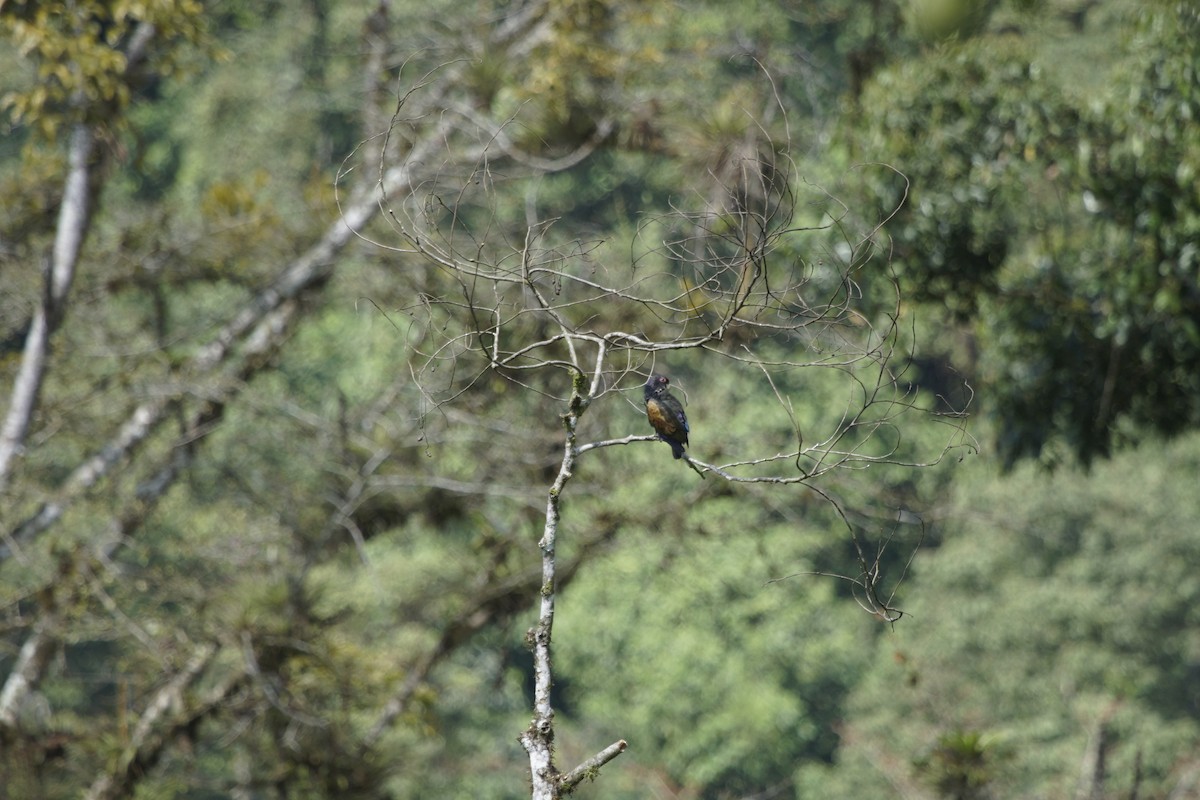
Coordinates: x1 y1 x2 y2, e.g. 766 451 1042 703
644 373 670 399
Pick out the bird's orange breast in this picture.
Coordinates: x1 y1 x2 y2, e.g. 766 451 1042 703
646 398 679 435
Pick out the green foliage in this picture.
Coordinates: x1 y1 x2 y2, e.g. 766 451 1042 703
831 432 1200 797
556 493 873 797
4 0 1200 798
981 2 1200 465
1 0 211 139
854 39 1080 316
850 1 1200 465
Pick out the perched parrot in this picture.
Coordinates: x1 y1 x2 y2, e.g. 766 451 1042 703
644 373 689 460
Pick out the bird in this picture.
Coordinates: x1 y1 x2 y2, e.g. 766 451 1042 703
644 373 689 460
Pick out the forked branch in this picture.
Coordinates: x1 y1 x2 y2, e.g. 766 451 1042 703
365 53 972 799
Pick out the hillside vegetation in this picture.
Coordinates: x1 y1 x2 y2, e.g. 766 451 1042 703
1 1 1197 797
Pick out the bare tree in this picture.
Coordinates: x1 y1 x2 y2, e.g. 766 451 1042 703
0 3 616 796
0 2 970 797
351 51 973 799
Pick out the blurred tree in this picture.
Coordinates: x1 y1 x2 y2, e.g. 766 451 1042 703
811 431 1200 798
850 1 1200 465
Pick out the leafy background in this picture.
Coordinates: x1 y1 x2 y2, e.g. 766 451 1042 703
2 0 1198 797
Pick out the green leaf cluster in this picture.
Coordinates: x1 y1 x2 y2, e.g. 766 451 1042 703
2 0 211 139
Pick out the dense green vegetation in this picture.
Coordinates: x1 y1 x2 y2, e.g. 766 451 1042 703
2 0 1197 797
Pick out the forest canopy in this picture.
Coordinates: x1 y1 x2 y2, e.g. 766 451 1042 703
1 0 1198 798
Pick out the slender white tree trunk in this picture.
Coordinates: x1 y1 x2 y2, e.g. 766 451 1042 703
519 371 627 799
0 123 95 487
